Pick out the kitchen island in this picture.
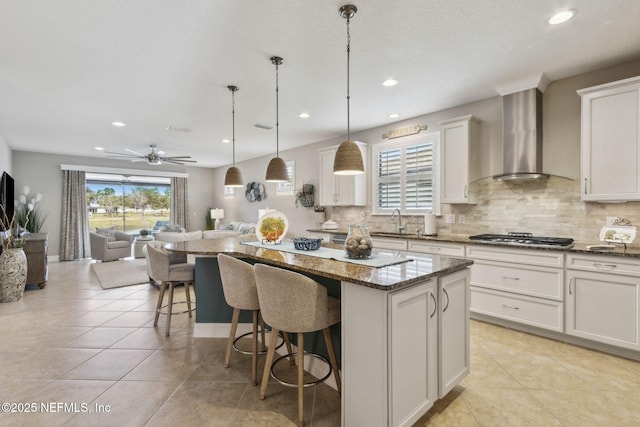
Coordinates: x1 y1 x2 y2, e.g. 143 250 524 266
166 237 472 427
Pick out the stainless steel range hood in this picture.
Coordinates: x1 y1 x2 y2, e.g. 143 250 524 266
493 88 549 180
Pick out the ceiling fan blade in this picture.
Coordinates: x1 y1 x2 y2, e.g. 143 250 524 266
130 158 148 162
104 151 138 157
163 156 193 160
124 148 146 156
164 158 197 163
162 159 186 165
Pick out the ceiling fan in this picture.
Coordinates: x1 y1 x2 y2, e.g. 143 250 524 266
105 144 197 165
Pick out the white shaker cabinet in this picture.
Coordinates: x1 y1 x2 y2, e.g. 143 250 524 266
565 253 640 350
578 76 640 201
440 115 480 204
438 269 470 397
318 142 367 206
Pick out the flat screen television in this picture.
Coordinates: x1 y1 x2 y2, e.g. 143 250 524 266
0 171 15 231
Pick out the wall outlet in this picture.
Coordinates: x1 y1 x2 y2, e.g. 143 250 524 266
445 214 455 224
458 215 465 224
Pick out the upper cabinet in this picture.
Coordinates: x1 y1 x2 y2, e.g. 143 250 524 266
578 76 640 201
439 115 480 204
319 142 367 206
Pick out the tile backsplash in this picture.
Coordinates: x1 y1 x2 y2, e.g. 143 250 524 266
329 176 640 247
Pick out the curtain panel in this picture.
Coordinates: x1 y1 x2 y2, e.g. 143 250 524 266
59 170 90 260
170 177 189 230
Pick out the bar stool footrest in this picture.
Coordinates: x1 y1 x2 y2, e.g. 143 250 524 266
233 329 285 355
156 300 196 316
270 352 332 388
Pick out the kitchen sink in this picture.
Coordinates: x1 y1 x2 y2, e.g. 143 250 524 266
371 231 414 238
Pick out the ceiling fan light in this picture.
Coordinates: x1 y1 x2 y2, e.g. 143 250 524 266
265 156 289 182
224 166 244 187
333 140 364 175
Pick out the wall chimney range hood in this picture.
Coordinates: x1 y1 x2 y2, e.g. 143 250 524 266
493 88 549 181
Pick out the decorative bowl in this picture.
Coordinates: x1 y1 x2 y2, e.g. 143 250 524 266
292 237 322 251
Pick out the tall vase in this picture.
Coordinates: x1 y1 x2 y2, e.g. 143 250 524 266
0 248 28 303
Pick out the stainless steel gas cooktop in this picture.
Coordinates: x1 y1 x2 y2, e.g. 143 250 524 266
468 232 574 249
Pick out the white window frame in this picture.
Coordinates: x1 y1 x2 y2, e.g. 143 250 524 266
371 132 440 216
276 160 295 195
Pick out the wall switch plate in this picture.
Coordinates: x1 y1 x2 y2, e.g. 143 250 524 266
606 216 618 226
459 215 465 224
446 214 455 224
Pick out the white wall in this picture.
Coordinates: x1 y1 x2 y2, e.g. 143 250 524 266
0 133 11 175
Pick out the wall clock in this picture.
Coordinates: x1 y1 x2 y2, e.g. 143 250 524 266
245 182 265 202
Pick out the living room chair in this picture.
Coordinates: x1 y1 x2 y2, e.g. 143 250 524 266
147 244 195 336
253 263 341 427
89 230 133 261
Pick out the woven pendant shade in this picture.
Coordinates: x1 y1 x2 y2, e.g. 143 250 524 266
333 5 364 176
265 156 289 182
224 166 244 187
334 140 364 175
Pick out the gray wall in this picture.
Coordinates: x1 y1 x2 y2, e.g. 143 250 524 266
11 151 216 257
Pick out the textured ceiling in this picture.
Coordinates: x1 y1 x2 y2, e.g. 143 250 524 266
1 0 640 168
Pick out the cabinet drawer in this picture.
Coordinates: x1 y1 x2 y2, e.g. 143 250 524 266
371 237 407 251
566 253 640 277
470 261 563 300
466 245 564 268
470 287 564 332
408 241 465 257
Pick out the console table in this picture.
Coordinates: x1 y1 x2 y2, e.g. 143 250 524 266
23 233 48 288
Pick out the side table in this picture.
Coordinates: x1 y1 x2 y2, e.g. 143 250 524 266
23 233 49 288
134 237 153 258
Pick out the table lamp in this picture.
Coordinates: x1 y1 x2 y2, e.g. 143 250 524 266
211 208 224 230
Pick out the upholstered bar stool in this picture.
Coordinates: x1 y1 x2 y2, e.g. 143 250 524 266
147 244 195 336
218 253 267 385
253 263 341 427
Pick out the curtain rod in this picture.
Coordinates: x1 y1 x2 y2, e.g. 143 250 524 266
60 164 189 178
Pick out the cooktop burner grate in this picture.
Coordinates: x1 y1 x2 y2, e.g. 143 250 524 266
469 232 574 248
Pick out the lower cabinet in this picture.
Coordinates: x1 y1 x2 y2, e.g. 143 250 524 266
371 236 408 251
342 268 470 427
565 254 640 350
467 246 565 333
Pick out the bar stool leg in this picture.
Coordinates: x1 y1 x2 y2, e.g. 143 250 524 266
165 282 174 337
184 281 193 318
154 281 166 327
225 308 240 368
323 327 341 394
259 312 267 352
283 332 296 365
260 327 280 400
252 310 259 385
297 332 305 427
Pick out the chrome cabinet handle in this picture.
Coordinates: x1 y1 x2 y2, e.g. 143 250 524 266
584 177 588 194
569 277 573 295
502 304 520 310
502 276 520 281
443 288 450 313
430 292 437 318
593 263 618 269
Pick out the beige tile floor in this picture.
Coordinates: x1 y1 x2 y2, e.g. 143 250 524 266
0 259 639 426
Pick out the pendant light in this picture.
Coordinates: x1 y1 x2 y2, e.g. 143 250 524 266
265 56 289 182
224 85 244 187
333 4 364 175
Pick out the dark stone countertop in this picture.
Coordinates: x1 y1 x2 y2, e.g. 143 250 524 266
165 237 472 291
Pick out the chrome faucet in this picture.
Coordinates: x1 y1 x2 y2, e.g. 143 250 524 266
390 208 405 233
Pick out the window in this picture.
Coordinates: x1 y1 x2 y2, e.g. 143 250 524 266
86 173 171 233
372 133 439 215
276 160 295 195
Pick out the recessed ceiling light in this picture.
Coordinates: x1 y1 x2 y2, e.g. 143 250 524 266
298 112 310 119
94 147 105 151
222 139 230 144
382 79 399 87
111 121 126 127
548 10 575 25
389 113 399 119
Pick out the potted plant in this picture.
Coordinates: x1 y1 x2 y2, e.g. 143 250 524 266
0 205 28 302
14 185 46 233
139 229 152 240
313 205 325 224
295 184 315 208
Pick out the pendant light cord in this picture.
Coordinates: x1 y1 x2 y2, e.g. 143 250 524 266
231 89 236 166
275 59 280 157
346 13 351 141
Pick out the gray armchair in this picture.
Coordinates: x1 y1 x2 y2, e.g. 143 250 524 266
89 230 133 261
